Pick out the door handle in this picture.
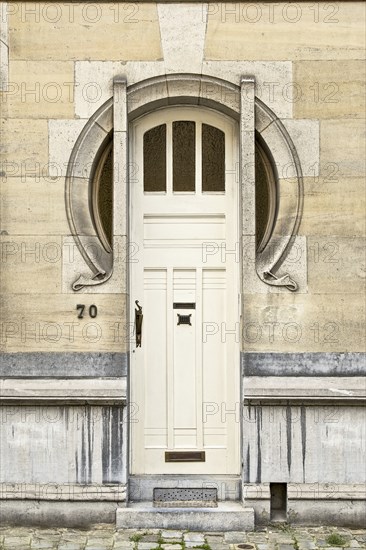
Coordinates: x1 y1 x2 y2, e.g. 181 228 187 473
135 300 143 348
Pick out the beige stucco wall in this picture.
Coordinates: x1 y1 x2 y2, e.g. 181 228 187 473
0 2 365 354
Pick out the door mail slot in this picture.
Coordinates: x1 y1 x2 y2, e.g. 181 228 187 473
173 302 195 309
165 451 205 462
177 314 192 326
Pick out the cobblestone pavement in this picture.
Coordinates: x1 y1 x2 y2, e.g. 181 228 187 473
0 526 365 550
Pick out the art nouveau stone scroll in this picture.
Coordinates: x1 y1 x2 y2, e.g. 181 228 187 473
65 74 303 292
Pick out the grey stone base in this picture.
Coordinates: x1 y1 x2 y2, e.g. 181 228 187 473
0 500 118 528
249 499 366 528
288 499 366 528
0 352 127 377
242 352 366 377
116 501 255 531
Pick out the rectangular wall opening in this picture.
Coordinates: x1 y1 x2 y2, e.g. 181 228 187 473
270 483 287 522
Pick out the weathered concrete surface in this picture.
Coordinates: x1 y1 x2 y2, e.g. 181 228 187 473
0 353 127 378
0 503 117 529
0 406 126 485
0 378 127 402
0 525 365 549
242 352 366 376
242 405 366 484
116 502 255 531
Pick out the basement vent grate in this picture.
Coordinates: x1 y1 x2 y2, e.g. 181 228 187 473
153 487 218 508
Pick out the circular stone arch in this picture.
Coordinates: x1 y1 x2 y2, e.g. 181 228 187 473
65 74 303 291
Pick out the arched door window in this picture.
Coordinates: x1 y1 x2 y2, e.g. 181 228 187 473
92 135 277 255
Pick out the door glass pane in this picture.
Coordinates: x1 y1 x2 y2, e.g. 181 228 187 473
202 124 225 192
144 124 166 192
173 121 195 192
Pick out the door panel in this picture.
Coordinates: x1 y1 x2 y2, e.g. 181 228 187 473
130 107 240 475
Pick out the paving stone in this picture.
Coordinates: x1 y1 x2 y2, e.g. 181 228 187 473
136 543 160 550
206 534 225 543
247 535 268 542
88 523 115 535
3 546 31 550
87 533 115 539
30 540 56 549
86 540 113 547
36 531 61 536
139 534 160 543
114 533 133 541
60 535 88 542
161 545 183 550
348 541 361 547
183 532 205 543
4 537 31 545
160 531 183 539
4 527 34 537
58 544 83 550
2 544 31 550
113 543 135 549
224 531 248 543
298 542 316 549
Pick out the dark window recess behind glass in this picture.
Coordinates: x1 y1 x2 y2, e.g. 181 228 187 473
173 121 196 192
202 124 225 192
255 144 271 248
144 124 167 192
97 146 113 246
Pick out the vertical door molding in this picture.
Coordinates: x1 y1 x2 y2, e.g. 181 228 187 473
240 76 256 293
113 76 128 238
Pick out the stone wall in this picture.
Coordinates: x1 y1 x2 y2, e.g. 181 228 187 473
1 2 364 356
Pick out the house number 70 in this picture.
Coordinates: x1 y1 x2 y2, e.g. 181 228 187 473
76 304 98 319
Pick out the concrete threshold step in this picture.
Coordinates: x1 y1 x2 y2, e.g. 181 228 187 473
116 501 254 531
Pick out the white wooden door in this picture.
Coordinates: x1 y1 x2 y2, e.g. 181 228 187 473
130 107 240 475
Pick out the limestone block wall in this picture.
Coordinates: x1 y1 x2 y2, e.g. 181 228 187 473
0 2 364 357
